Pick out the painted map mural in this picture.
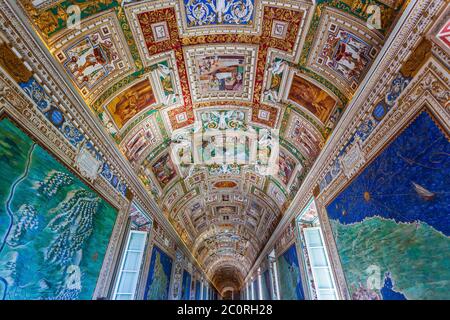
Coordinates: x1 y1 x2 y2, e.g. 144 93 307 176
181 270 191 300
252 278 258 299
195 280 201 300
144 246 173 300
326 112 450 300
277 244 305 300
261 269 271 300
0 118 117 300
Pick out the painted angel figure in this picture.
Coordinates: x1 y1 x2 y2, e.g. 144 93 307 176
333 35 368 80
268 59 288 75
100 112 118 136
263 88 281 102
210 111 228 130
264 60 288 102
154 63 176 106
170 131 193 166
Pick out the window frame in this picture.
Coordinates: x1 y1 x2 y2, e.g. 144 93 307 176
302 226 338 300
112 230 148 300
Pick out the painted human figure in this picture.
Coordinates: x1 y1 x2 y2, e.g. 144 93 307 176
264 60 288 102
154 63 175 105
201 56 244 91
67 39 114 86
268 59 288 75
100 112 118 136
322 30 368 82
279 151 295 185
334 43 367 79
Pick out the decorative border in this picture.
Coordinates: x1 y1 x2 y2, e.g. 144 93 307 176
183 44 257 103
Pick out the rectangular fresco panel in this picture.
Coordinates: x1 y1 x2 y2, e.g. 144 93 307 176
195 280 201 300
277 244 305 300
288 75 336 123
62 31 119 90
196 55 245 93
151 153 177 189
181 270 191 300
319 28 372 83
106 79 156 129
326 111 450 300
0 118 118 300
261 269 271 300
144 246 173 300
278 149 296 186
215 206 237 215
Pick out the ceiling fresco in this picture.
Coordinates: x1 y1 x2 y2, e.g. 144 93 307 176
18 0 406 292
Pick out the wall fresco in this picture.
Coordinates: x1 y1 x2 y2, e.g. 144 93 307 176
144 246 173 300
277 244 305 300
326 112 450 300
0 118 117 300
181 270 191 300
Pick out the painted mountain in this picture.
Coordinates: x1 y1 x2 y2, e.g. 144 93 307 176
0 118 117 300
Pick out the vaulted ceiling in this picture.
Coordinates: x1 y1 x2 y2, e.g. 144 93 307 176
19 0 406 292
